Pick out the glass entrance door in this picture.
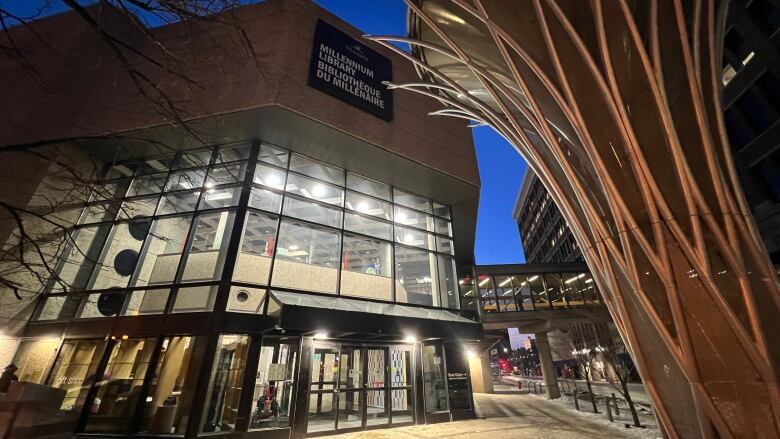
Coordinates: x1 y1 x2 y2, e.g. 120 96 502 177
306 343 414 435
307 344 339 434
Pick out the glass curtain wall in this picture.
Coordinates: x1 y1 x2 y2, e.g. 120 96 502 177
473 272 601 313
36 142 459 322
37 146 246 321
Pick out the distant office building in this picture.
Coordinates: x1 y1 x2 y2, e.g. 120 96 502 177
513 172 583 264
513 173 620 371
523 336 536 351
721 0 780 265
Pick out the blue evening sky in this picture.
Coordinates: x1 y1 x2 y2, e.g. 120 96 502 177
6 0 527 264
315 0 527 264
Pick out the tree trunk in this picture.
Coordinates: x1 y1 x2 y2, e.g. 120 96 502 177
622 380 641 427
585 374 598 413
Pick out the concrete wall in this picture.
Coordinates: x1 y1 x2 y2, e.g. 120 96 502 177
0 145 98 337
468 354 494 394
0 0 478 189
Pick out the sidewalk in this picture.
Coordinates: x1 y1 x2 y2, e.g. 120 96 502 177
322 392 661 439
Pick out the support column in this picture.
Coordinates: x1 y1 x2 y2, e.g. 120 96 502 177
535 332 560 399
467 353 494 394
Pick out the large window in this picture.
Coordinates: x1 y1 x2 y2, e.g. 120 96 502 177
437 255 459 309
133 215 192 287
40 142 461 320
395 247 438 307
179 210 235 282
272 220 340 293
88 220 150 290
341 234 392 301
234 211 278 285
471 272 602 313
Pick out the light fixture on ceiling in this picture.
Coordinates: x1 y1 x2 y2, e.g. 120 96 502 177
312 184 326 197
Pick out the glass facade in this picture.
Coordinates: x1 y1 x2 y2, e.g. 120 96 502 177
36 142 459 321
473 271 601 314
12 142 475 438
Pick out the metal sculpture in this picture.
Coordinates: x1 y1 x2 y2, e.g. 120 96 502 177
368 1 780 437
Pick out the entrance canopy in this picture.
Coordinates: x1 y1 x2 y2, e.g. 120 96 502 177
267 290 481 341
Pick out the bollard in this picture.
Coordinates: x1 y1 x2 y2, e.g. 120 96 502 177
606 398 613 422
612 393 620 416
573 389 580 410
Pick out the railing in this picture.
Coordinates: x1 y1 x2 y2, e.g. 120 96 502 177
510 376 655 429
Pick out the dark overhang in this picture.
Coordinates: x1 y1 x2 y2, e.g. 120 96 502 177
480 307 612 332
267 290 482 341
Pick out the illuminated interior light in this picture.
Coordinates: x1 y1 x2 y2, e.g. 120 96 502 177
742 51 755 65
312 184 326 197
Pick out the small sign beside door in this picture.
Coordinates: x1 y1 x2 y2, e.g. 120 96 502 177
268 363 286 381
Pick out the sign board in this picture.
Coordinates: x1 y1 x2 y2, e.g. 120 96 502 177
267 363 287 381
447 372 468 380
308 19 393 121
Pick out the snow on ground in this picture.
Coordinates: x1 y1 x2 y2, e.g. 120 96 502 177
525 390 662 439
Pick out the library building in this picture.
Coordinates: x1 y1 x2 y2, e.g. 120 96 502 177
0 1 483 438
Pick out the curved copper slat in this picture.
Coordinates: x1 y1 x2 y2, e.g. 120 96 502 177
597 2 767 402
595 0 777 399
378 2 608 264
381 0 780 437
537 0 691 363
414 2 700 436
596 2 769 414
